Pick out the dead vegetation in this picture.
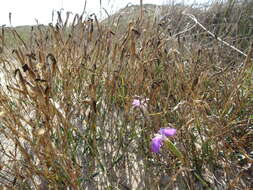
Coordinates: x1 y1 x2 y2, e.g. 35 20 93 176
0 0 252 189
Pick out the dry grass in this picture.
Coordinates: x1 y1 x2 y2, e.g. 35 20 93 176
0 0 252 189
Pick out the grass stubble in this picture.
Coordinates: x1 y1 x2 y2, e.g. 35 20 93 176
0 0 252 189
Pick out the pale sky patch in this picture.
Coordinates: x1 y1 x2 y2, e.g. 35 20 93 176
0 0 206 26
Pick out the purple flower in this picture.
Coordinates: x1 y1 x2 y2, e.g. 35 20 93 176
132 99 141 108
132 97 149 109
151 135 163 153
159 128 177 137
151 127 177 153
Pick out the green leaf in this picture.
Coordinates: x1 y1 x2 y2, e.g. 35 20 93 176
164 139 184 162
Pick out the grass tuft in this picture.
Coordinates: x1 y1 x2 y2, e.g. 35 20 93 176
0 0 252 189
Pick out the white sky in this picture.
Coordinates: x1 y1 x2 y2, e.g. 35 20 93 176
0 0 204 26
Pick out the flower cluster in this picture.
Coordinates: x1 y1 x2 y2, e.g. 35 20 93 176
151 127 177 153
131 96 177 154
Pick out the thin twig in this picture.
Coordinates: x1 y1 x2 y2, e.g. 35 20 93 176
184 13 247 57
173 23 197 37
